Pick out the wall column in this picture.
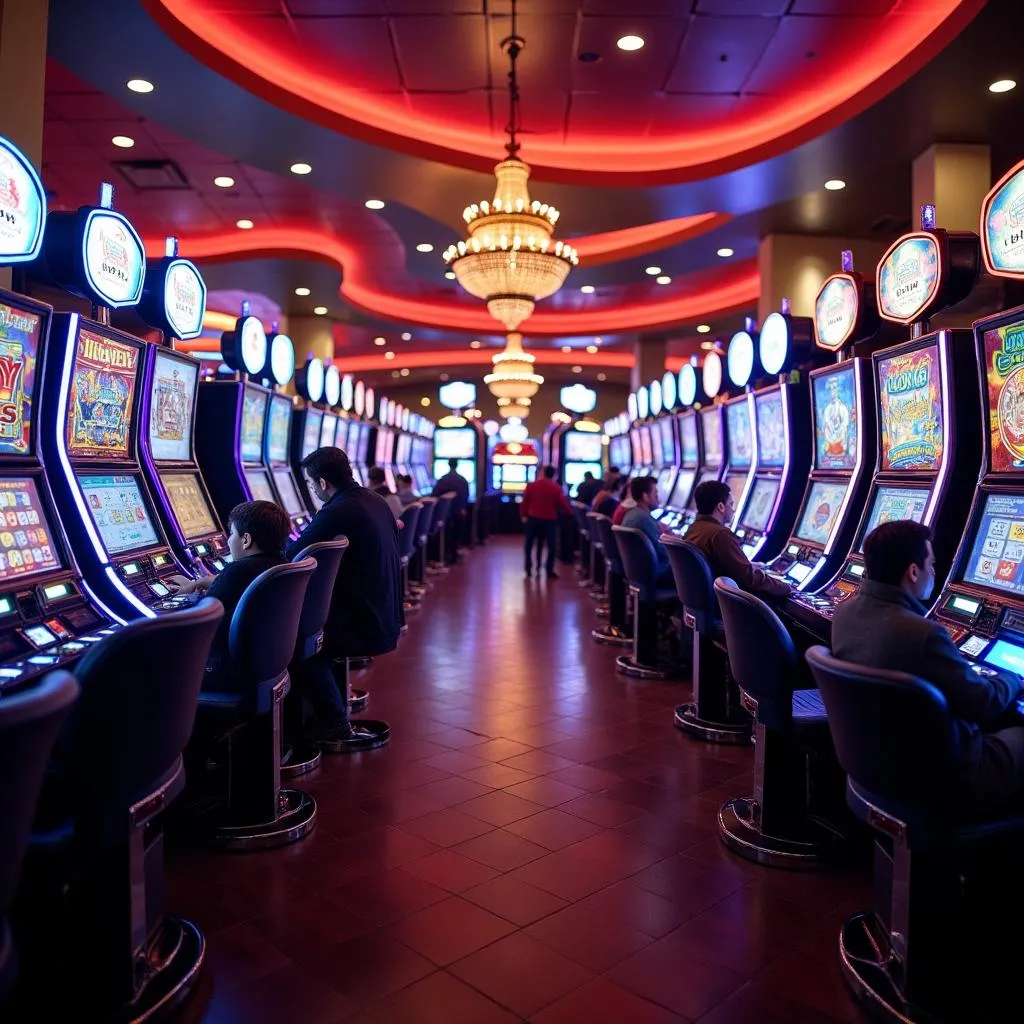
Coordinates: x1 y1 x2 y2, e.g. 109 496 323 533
912 143 990 232
631 335 666 392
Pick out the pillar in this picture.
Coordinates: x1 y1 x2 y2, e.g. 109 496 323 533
912 144 990 232
631 335 666 392
288 316 335 364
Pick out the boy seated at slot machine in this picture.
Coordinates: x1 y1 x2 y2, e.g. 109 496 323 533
167 500 290 687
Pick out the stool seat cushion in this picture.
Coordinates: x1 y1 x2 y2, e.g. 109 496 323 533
790 688 830 743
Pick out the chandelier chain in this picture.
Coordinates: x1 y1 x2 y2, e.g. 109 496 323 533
501 0 524 157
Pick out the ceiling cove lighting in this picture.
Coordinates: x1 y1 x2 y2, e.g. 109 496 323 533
127 79 154 93
616 35 645 52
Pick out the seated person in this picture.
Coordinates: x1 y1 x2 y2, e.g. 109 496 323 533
368 465 405 518
684 480 792 600
167 500 290 687
611 478 636 526
574 470 601 506
591 474 620 518
621 475 673 587
287 446 402 742
396 473 420 507
832 520 1024 816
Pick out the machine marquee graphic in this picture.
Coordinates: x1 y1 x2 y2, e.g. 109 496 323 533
0 301 40 456
878 346 943 471
66 330 139 458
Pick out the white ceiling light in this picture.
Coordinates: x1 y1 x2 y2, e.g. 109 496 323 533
444 271 456 280
989 79 1016 93
824 179 846 191
470 341 482 349
290 162 312 175
384 351 396 360
236 219 254 230
656 275 671 285
617 35 645 51
572 365 582 373
214 175 235 188
586 345 598 354
401 332 412 340
696 324 711 333
597 372 607 381
374 337 387 346
645 266 661 276
561 345 572 353
400 368 410 376
313 305 328 315
127 79 154 94
365 199 385 210
111 135 135 148
416 243 434 253
580 284 595 294
717 247 734 258
294 286 310 296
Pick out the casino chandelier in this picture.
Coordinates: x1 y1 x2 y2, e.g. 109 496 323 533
442 0 578 334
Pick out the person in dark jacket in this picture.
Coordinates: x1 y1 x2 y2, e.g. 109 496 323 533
832 520 1024 816
574 470 600 506
286 446 402 741
684 479 792 600
432 458 470 562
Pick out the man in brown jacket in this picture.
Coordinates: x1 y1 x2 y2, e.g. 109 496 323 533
684 480 792 600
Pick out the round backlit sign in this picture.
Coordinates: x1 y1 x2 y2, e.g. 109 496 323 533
268 332 295 386
662 370 677 410
727 330 755 387
163 259 206 340
238 316 267 376
336 370 350 409
364 387 375 420
759 312 790 375
679 364 697 406
649 378 663 416
702 350 723 398
303 357 325 402
354 379 365 417
627 392 638 422
637 385 650 419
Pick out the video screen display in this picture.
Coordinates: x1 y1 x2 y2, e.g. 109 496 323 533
161 472 217 540
639 426 653 465
0 300 43 457
564 462 602 488
878 344 944 471
148 350 198 462
859 485 929 551
432 458 476 501
679 414 698 465
982 319 1024 473
302 409 323 459
503 464 528 484
629 430 642 466
668 469 694 509
66 328 140 459
79 474 160 555
794 480 850 547
755 390 785 468
435 427 475 460
266 394 292 464
658 418 675 464
0 478 61 581
245 469 276 503
396 434 411 465
701 408 723 465
813 364 858 471
725 472 747 511
725 399 752 468
320 413 339 448
961 492 1024 596
741 477 780 533
240 386 268 462
564 430 602 463
376 428 394 466
273 468 305 516
656 467 675 503
983 639 1024 677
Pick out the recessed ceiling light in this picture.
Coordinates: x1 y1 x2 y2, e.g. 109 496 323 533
374 336 387 346
444 271 456 280
561 345 572 353
717 247 734 258
416 243 434 253
597 372 607 382
392 370 401 378
111 135 135 148
384 351 396 360
127 79 154 94
470 341 482 349
290 162 312 175
313 305 328 315
594 336 602 344
401 332 412 341
989 79 1016 94
440 373 449 381
420 397 431 407
294 286 310 296
365 199 385 210
580 284 595 294
400 368 410 376
645 266 661 276
656 275 671 285
696 324 711 334
236 219 254 230
214 175 235 188
617 34 645 52
701 341 714 351
572 365 583 373
824 179 846 191
586 345 598 354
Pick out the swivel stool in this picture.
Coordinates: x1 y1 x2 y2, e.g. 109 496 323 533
590 513 631 648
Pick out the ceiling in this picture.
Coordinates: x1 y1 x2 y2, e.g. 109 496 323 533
34 0 1024 396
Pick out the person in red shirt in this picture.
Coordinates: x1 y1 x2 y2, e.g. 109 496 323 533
520 465 573 578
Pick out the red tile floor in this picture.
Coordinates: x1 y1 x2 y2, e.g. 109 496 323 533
171 536 871 1023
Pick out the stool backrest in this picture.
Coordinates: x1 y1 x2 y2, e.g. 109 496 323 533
0 671 79 910
290 539 349 660
432 494 454 530
593 514 621 574
398 502 421 561
714 577 797 730
585 511 603 551
612 525 658 601
663 537 716 631
805 645 957 814
572 503 590 538
416 497 438 545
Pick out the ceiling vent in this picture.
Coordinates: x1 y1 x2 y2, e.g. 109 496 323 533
113 159 190 191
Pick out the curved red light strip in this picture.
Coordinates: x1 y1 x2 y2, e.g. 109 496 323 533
146 227 759 336
575 213 731 265
143 0 982 185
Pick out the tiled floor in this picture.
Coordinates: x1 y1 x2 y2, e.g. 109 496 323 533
171 536 871 1023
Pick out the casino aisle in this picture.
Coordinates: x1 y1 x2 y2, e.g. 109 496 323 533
168 537 868 1024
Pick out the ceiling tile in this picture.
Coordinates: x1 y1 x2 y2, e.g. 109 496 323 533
291 16 400 90
666 16 777 94
744 15 866 94
490 13 579 93
575 16 690 93
391 15 488 91
583 0 685 13
695 0 789 13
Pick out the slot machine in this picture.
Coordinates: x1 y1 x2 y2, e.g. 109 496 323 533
560 426 603 496
319 363 343 454
266 391 311 534
657 407 700 533
433 422 478 502
349 380 376 485
785 206 983 639
769 253 881 592
291 355 326 511
374 399 397 489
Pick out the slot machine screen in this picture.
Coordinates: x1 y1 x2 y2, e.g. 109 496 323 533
961 492 1024 596
564 462 602 488
877 343 943 472
433 458 476 501
502 464 528 484
793 480 850 546
610 436 629 469
658 418 675 464
0 478 61 581
434 427 475 460
701 407 724 465
240 386 268 462
0 299 43 457
668 469 694 508
320 413 338 448
983 318 1024 473
160 472 217 539
148 350 198 462
725 399 752 469
356 423 372 464
813 364 858 471
302 409 323 458
725 472 747 511
639 427 653 466
656 467 675 503
66 328 141 459
396 434 411 465
245 469 276 504
78 474 160 554
629 430 642 466
376 428 395 465
859 485 929 551
754 390 785 468
266 394 292 463
679 414 698 465
741 477 780 533
273 469 305 516
564 431 602 463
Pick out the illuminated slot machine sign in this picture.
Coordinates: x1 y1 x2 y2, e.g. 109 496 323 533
562 429 602 489
723 397 752 528
433 426 477 501
877 345 944 473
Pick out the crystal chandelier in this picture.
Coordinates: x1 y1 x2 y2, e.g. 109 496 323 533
442 0 578 333
484 331 544 405
497 396 532 419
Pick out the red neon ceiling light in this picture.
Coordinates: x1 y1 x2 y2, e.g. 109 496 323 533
143 0 982 186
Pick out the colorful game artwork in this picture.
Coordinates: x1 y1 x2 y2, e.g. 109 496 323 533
814 276 859 351
266 396 291 463
877 345 943 471
701 408 723 465
0 301 41 456
726 399 752 468
240 387 267 462
982 162 1024 277
795 481 849 547
813 366 858 471
680 414 698 464
983 319 1024 471
878 236 940 323
755 391 785 468
149 352 197 462
66 329 139 458
0 477 59 581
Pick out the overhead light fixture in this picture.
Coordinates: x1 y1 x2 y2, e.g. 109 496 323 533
580 285 595 294
444 271 456 280
616 35 645 52
416 243 434 253
696 324 711 333
374 336 387 346
290 162 312 175
420 397 431 407
645 266 661 276
400 368 410 376
484 332 544 406
717 247 734 258
989 79 1016 94
470 340 482 349
597 372 607 381
365 199 385 210
127 79 154 94
656 275 671 285
111 135 135 148
593 336 602 344
384 351 396 360
586 344 598 354
401 333 413 342
701 340 714 351
294 286 310 296
442 0 578 333
214 175 235 188
561 345 572 353
236 218 254 230
313 305 328 315
392 370 401 379
824 179 846 191
572 365 582 373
